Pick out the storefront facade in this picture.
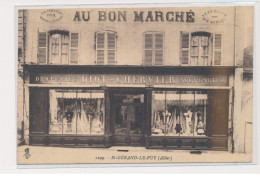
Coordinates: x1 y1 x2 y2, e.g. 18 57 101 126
18 6 253 152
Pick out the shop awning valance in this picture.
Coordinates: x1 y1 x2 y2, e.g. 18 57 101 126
154 94 207 101
55 92 104 99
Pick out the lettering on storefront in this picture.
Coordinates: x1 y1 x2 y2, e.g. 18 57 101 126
40 10 63 23
73 10 195 23
202 10 227 24
33 74 228 86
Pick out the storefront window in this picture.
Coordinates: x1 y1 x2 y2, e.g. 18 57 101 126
151 90 208 137
49 90 105 135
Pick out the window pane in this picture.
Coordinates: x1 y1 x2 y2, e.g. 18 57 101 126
151 90 208 137
90 96 105 135
194 91 208 136
151 91 165 136
49 90 63 134
115 105 128 134
49 90 105 135
191 47 199 56
50 34 60 64
201 36 209 46
129 106 143 134
179 91 194 136
76 99 91 134
190 56 198 66
202 56 209 66
62 98 77 134
191 36 199 46
77 91 105 135
202 46 209 55
165 91 179 136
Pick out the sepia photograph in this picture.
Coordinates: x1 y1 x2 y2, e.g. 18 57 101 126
16 5 254 165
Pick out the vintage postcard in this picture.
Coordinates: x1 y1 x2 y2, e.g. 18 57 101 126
17 5 254 164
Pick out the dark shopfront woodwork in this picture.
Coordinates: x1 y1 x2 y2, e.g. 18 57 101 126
29 88 49 145
28 88 229 150
208 90 229 150
27 66 232 149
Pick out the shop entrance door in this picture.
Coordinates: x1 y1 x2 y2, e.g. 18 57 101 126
112 93 145 146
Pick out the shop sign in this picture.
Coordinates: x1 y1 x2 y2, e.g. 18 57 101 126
202 10 227 24
32 74 229 86
73 10 195 23
40 9 63 23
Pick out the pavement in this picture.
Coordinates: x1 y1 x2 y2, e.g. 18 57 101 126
17 145 252 165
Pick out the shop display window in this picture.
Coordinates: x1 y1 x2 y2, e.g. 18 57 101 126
49 90 105 135
151 90 208 137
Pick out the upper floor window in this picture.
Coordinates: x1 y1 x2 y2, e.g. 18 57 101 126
143 32 164 65
95 31 117 65
37 30 79 64
180 32 222 66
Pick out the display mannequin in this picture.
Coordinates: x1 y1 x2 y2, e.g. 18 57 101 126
184 108 193 135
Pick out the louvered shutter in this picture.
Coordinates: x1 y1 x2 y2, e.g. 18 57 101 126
144 34 153 65
154 34 163 65
38 32 47 63
181 32 190 65
107 32 116 64
96 32 105 64
214 34 222 65
70 32 79 64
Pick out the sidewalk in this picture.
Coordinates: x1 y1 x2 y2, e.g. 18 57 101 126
17 145 252 165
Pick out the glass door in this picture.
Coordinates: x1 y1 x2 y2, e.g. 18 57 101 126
112 93 144 146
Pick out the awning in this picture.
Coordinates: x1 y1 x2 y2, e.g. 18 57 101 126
55 92 104 99
154 94 207 101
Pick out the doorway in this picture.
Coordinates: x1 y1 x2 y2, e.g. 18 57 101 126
111 93 145 146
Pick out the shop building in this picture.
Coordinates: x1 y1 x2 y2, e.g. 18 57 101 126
17 7 253 152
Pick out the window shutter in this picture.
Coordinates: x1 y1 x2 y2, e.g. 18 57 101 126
181 32 190 65
70 32 79 64
38 32 47 64
107 32 116 64
214 34 222 65
96 32 105 64
144 34 153 65
154 34 163 65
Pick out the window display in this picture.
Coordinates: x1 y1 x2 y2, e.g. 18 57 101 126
151 90 208 137
49 90 105 135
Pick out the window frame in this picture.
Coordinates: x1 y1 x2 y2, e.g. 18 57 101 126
37 30 80 65
95 30 117 65
48 89 105 135
143 31 164 66
180 31 223 66
151 89 209 137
